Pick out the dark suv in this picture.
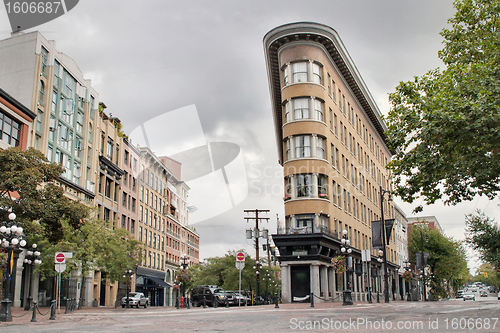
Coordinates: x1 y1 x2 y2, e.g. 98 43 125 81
190 285 228 307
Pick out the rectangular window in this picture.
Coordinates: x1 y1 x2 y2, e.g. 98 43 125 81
296 174 313 198
327 74 331 95
314 99 323 122
107 137 113 161
293 98 309 119
318 174 328 197
312 63 322 85
316 136 325 159
0 112 21 147
292 62 308 83
105 178 112 198
41 46 49 77
295 135 311 158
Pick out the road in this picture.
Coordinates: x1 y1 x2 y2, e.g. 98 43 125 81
1 295 499 333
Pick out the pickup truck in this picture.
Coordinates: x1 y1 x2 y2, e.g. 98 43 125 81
121 292 150 308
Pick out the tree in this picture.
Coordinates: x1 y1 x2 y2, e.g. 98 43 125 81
0 147 88 243
465 210 500 270
188 252 281 296
408 224 468 298
385 0 500 211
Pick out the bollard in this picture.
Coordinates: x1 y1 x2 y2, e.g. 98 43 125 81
214 298 218 308
176 296 180 309
274 293 279 309
31 301 37 322
310 292 314 307
187 297 190 309
49 300 56 320
226 298 229 308
377 292 380 303
64 298 70 314
203 296 206 308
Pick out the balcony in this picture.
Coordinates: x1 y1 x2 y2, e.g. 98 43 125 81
272 225 343 264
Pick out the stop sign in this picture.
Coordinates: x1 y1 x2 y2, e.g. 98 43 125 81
55 252 65 263
236 252 245 262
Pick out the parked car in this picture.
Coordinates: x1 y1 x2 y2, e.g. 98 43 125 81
226 291 249 306
463 292 475 301
498 292 500 300
456 290 464 298
190 285 228 307
121 292 149 308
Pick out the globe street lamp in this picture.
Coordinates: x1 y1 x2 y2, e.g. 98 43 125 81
123 269 134 308
1 212 27 322
341 229 353 306
380 186 392 303
23 244 41 310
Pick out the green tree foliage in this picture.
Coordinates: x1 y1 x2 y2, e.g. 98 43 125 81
0 147 88 243
188 252 281 295
408 224 468 297
385 0 500 211
0 147 140 285
465 210 500 270
472 263 500 287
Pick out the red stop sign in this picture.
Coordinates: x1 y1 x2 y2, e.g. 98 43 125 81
236 252 245 261
55 253 65 263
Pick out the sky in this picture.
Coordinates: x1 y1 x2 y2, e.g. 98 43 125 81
1 0 497 274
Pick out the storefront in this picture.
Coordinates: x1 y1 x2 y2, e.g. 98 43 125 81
135 267 171 306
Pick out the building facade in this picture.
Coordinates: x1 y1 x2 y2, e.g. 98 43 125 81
0 31 200 308
264 22 399 303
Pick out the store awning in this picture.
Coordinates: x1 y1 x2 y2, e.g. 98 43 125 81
148 276 172 288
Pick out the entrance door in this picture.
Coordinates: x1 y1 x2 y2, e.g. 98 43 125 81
291 265 310 302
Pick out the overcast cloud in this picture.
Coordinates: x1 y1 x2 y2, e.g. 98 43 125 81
1 0 496 273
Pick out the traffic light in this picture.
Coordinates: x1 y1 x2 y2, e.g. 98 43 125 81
484 272 488 278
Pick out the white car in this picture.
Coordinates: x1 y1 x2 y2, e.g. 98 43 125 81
497 292 500 300
463 292 475 301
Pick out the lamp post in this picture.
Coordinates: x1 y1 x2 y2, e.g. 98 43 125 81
179 254 190 308
341 229 353 306
1 212 27 322
252 261 261 305
380 186 392 303
123 269 134 308
23 244 41 310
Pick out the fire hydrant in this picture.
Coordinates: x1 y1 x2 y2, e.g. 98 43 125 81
180 296 185 308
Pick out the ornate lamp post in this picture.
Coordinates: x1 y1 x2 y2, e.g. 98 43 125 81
341 229 353 306
180 254 190 298
123 269 134 308
0 212 27 322
252 261 261 305
379 186 392 303
23 244 41 310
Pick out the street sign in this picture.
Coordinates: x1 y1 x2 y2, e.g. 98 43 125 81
55 252 66 263
236 261 245 270
55 252 73 263
236 252 245 262
55 263 66 272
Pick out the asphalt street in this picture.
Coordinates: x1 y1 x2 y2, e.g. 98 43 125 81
2 295 499 333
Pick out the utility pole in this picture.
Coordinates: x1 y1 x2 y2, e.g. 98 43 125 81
245 209 269 303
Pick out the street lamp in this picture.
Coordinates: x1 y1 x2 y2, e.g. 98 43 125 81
180 255 190 298
253 261 261 305
0 212 27 322
23 243 41 310
123 269 134 308
380 186 392 303
341 229 353 306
